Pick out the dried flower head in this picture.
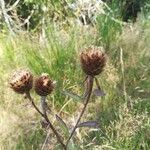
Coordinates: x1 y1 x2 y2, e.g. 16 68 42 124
80 46 106 76
34 73 54 96
9 69 33 94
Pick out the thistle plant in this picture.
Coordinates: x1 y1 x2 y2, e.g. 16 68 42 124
66 46 106 145
9 46 106 149
9 70 66 149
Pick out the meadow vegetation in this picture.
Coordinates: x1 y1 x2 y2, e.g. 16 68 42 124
0 0 150 149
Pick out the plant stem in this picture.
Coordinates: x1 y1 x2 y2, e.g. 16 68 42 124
42 112 67 150
95 77 101 90
25 92 67 150
66 75 94 146
25 92 44 117
40 96 47 115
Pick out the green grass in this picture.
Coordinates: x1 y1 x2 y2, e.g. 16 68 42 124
0 12 150 150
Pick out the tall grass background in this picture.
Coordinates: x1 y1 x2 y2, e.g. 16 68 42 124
0 1 150 149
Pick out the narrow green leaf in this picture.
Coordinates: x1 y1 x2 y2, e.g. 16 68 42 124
62 90 83 101
55 114 70 137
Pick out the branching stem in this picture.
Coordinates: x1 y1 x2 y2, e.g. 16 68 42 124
66 75 94 146
25 92 66 150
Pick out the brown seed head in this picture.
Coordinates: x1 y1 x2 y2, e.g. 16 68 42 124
34 73 54 96
9 69 33 94
80 46 106 76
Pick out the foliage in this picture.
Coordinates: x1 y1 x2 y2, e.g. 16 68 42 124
0 1 150 149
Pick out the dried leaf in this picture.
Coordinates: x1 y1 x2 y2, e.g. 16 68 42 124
93 88 106 97
77 121 99 128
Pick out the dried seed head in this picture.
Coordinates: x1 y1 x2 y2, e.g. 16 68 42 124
9 69 33 94
80 46 106 76
34 73 54 96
